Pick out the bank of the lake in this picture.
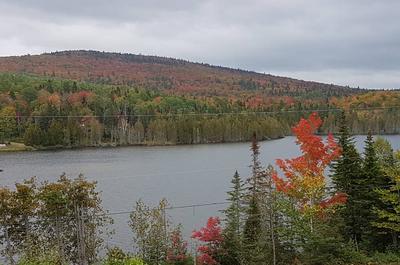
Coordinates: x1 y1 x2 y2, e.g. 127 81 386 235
0 135 286 153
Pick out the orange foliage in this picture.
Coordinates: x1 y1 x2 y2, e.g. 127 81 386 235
48 93 61 108
272 113 345 212
0 51 358 107
67 91 94 106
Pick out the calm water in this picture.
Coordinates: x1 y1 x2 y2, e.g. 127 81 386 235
1 135 399 251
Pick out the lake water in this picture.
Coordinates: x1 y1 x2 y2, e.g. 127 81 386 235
1 135 399 252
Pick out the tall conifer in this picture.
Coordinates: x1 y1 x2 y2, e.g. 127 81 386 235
243 133 264 264
222 171 244 265
331 111 364 243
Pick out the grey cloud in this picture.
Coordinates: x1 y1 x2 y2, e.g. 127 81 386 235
0 0 399 88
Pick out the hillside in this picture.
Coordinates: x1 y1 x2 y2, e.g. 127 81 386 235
1 51 399 149
0 50 362 99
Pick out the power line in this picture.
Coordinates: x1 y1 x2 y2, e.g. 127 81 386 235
1 182 397 223
2 106 400 119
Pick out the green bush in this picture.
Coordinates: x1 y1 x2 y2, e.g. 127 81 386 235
104 257 147 265
17 251 62 265
104 247 147 265
370 251 400 265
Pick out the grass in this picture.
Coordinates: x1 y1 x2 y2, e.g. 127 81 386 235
0 142 36 152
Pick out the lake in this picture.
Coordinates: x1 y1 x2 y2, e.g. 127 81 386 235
1 135 399 252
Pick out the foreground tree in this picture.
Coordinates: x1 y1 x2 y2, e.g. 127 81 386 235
273 113 343 225
192 217 223 265
0 174 110 265
242 133 265 265
360 132 392 250
129 199 170 265
373 147 400 248
166 226 191 265
330 111 364 244
272 113 346 262
221 171 243 265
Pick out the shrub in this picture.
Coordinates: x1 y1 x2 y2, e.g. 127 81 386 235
104 247 147 265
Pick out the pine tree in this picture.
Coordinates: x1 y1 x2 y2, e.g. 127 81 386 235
331 111 364 243
221 171 244 265
248 132 262 192
258 165 279 265
332 111 363 192
242 195 263 265
372 159 400 247
360 131 392 250
242 133 264 264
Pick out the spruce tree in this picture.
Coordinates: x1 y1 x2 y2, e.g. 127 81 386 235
249 132 262 192
360 131 392 250
331 111 364 243
331 111 362 191
372 152 400 247
222 171 244 265
242 133 264 264
242 195 263 265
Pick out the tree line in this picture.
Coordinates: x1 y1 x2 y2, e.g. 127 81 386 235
1 73 400 148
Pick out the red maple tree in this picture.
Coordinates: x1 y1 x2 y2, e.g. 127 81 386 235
166 227 189 264
272 113 346 213
191 217 223 265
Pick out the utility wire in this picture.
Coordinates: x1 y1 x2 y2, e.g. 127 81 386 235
1 182 398 225
2 106 400 119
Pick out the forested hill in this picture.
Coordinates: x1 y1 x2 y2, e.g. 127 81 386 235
1 51 399 150
0 50 362 99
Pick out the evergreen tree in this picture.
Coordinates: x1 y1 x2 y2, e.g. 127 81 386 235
242 133 264 264
0 106 17 143
23 123 44 146
360 131 392 250
331 111 364 243
331 112 363 191
46 120 65 146
221 171 244 265
372 150 400 248
242 195 263 265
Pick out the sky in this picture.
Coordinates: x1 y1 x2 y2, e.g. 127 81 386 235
0 0 399 89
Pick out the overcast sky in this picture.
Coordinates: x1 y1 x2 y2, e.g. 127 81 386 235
0 0 399 89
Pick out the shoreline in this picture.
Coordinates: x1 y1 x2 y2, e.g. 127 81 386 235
2 132 399 153
0 135 286 153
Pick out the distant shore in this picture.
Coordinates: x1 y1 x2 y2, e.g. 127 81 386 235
0 136 286 153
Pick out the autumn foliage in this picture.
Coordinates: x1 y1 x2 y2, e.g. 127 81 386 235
192 217 223 265
166 227 189 264
272 113 346 213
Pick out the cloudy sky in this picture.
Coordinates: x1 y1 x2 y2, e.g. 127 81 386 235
0 0 399 89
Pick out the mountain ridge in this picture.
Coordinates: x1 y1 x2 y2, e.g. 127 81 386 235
0 50 363 99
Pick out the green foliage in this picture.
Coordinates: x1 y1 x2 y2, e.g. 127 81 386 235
331 112 364 243
0 106 17 143
374 137 395 168
46 120 65 146
361 132 392 250
129 199 170 265
221 171 243 265
1 72 399 149
23 124 43 146
17 251 62 265
372 144 400 237
104 247 147 265
0 174 110 265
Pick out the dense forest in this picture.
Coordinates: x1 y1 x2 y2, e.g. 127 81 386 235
0 72 400 149
1 113 399 265
0 51 399 150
